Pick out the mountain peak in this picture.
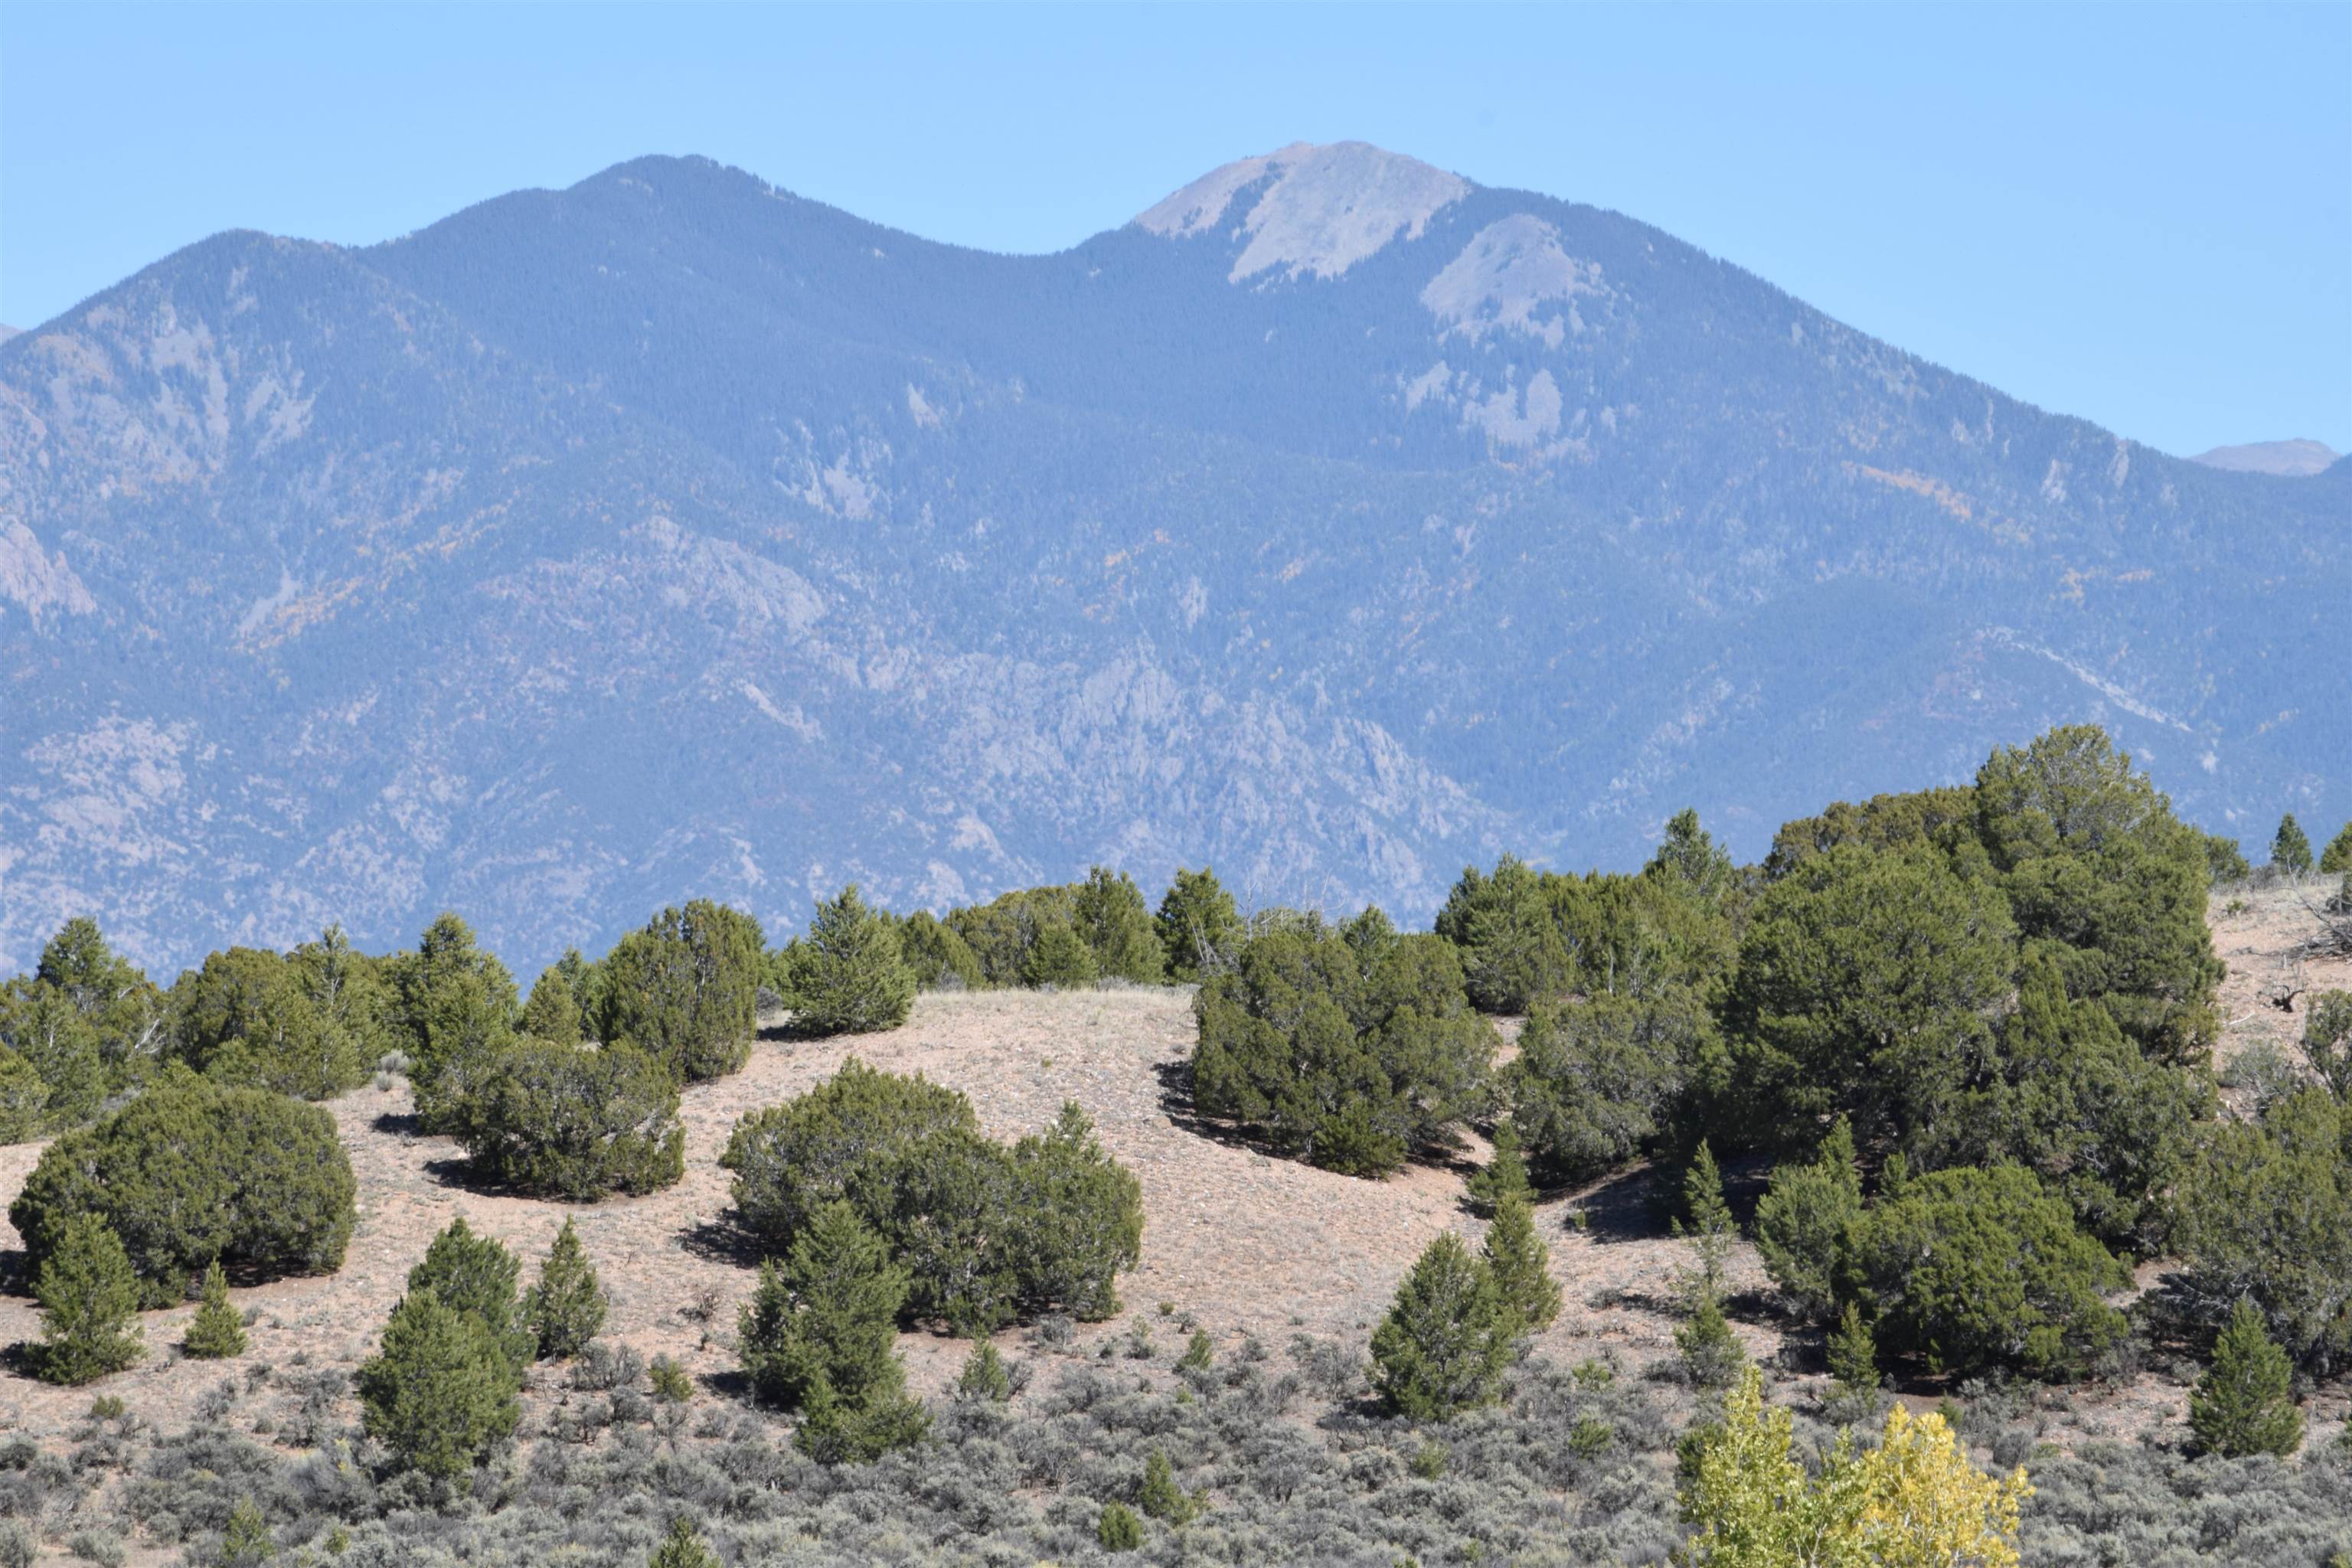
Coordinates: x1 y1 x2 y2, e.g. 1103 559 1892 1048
1135 141 1471 282
2186 437 2340 477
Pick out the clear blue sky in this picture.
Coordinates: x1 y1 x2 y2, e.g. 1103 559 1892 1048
3 2 2345 456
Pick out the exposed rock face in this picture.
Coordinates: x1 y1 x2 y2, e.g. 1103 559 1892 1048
3 148 2344 975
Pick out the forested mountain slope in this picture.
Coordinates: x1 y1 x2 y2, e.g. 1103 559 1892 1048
4 142 2343 972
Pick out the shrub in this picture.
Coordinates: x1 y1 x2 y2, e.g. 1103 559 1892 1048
2304 990 2352 1101
2171 1087 2352 1374
407 1218 533 1383
1138 1449 1198 1524
2273 814 2314 874
1753 1118 1864 1323
218 1496 274 1566
1156 867 1243 982
1191 928 1491 1175
738 1201 929 1462
456 1039 684 1198
648 1355 694 1403
596 900 763 1080
894 911 985 991
1674 1295 1744 1390
2199 830 2252 885
184 1259 247 1359
523 1219 608 1360
1021 921 1098 988
1681 1366 2028 1566
955 1341 1012 1403
1462 1121 1530 1217
1369 1231 1514 1420
792 885 915 1035
2190 1296 2303 1458
11 1079 356 1306
724 1063 1142 1331
1506 991 1704 1181
1845 1165 2129 1380
31 1212 145 1385
356 1286 521 1479
171 946 367 1100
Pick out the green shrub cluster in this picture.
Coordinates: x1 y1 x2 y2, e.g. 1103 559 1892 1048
942 867 1170 987
0 918 170 1139
11 1076 356 1306
1191 917 1491 1175
596 900 763 1080
453 1037 684 1198
722 1060 1142 1331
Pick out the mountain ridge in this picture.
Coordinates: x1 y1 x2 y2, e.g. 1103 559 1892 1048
3 145 2343 976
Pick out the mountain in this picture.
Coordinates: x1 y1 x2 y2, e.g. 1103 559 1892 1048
3 142 2345 975
2188 438 2341 477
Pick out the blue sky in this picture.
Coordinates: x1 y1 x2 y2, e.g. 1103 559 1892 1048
3 2 2344 456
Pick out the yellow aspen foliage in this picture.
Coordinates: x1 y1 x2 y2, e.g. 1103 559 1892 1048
1679 1366 2030 1568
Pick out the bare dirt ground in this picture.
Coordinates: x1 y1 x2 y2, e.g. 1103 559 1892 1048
3 880 2347 1463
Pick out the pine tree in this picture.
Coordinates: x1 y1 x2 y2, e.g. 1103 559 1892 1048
1021 921 1099 989
355 1286 521 1478
31 1211 144 1385
1826 1300 1880 1396
1097 1501 1144 1552
1177 1328 1214 1373
1138 1449 1198 1524
795 885 916 1036
518 965 584 1044
953 1339 1012 1403
647 1515 720 1568
1482 1189 1561 1337
1675 1293 1746 1390
2321 822 2352 875
185 1258 247 1359
219 1496 276 1564
1369 1231 1514 1420
407 1217 532 1382
737 1200 929 1462
1155 867 1243 981
1676 1139 1737 1304
523 1218 608 1360
2190 1295 2304 1458
2273 814 2314 874
1464 1122 1531 1217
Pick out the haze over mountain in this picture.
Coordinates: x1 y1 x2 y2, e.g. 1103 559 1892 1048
2 142 2344 975
2187 438 2342 478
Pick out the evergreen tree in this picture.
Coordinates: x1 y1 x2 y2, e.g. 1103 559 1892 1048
2321 822 2352 875
2305 991 2352 1102
596 901 763 1080
2190 1295 2305 1458
1097 1501 1145 1552
1482 1189 1560 1337
953 1339 1011 1403
1138 1449 1198 1524
1676 1140 1737 1305
647 1517 720 1568
523 1219 608 1360
1021 921 1099 989
407 1217 532 1383
0 1045 44 1144
1753 1118 1864 1324
518 966 583 1044
1156 867 1243 982
1675 1293 1746 1390
1369 1231 1514 1420
737 1201 929 1462
390 912 519 1135
1826 1300 1880 1396
31 1211 144 1385
1177 1328 1214 1373
219 1497 276 1564
1071 867 1167 982
356 1285 521 1479
1464 1122 1531 1217
2273 814 2315 875
185 1258 247 1359
794 885 916 1036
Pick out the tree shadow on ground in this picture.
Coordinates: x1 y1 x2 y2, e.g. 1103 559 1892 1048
678 1215 767 1269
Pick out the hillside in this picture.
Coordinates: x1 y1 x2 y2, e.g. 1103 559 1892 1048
4 142 2347 975
0 884 2344 1564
